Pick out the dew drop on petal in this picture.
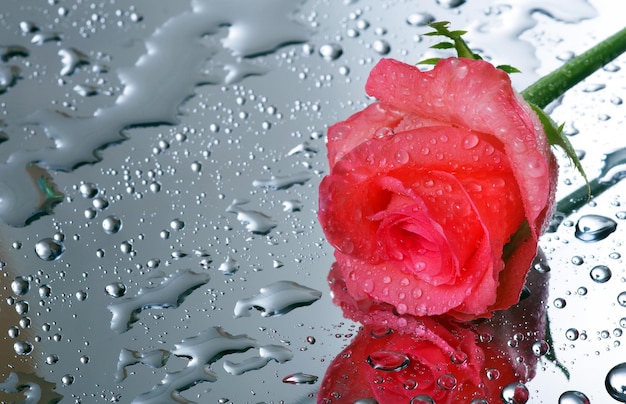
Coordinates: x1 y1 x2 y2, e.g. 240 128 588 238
462 134 479 149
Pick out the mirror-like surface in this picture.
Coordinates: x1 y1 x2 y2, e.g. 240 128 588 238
0 0 625 402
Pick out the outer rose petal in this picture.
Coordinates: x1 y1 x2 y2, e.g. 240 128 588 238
364 57 558 236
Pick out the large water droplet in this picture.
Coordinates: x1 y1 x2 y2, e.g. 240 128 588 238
559 390 590 404
105 282 127 298
319 43 343 61
590 265 612 283
501 382 529 404
606 362 626 402
102 215 123 234
34 238 65 261
281 372 318 385
406 12 434 27
436 0 466 8
367 350 410 372
574 214 617 242
13 340 33 355
10 277 30 296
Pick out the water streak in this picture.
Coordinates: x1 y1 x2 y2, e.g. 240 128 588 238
0 0 309 226
107 269 210 333
234 280 322 318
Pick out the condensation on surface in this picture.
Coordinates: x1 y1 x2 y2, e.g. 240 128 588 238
0 0 625 403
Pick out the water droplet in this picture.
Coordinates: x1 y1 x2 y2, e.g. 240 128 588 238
75 290 88 301
618 292 626 307
252 171 311 190
575 214 617 242
463 134 479 149
571 255 584 265
354 399 378 404
501 382 529 404
10 277 30 296
367 350 410 372
590 265 612 283
34 238 65 261
105 282 127 298
436 0 466 8
532 340 550 357
226 199 277 235
566 328 580 341
486 368 500 380
372 39 390 55
79 183 98 198
410 395 435 404
282 372 318 385
319 43 343 61
559 390 590 404
218 256 239 275
102 215 123 234
13 340 33 355
437 373 457 390
169 218 185 230
439 346 461 365
406 12 434 26
45 354 59 365
553 297 566 308
606 362 626 401
61 374 74 386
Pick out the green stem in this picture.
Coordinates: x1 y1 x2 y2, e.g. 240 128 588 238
521 26 626 109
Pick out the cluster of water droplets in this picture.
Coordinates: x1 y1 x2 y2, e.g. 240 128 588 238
2 0 626 402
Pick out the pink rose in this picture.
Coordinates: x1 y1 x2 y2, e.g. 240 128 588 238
318 57 557 319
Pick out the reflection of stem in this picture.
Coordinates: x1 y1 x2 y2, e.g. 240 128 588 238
556 177 608 216
521 26 626 109
556 146 626 216
542 315 570 380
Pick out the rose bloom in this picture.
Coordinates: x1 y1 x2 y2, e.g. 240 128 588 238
318 57 557 319
318 262 550 403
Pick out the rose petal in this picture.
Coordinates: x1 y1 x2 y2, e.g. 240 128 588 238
364 58 556 235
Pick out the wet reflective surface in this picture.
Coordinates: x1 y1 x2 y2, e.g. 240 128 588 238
0 0 625 402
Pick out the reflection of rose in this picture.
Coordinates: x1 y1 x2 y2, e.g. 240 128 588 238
318 57 557 319
320 261 550 403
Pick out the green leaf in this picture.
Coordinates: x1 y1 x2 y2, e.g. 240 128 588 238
416 57 441 66
420 21 480 61
431 42 455 50
528 102 590 196
496 64 521 74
